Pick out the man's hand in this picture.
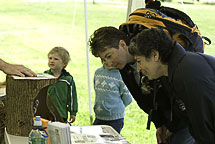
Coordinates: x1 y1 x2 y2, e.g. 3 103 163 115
0 59 36 77
156 125 172 144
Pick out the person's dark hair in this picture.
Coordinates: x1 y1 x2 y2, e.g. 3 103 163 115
129 28 175 63
89 26 129 57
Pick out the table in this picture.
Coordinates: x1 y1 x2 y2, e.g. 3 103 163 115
5 124 130 144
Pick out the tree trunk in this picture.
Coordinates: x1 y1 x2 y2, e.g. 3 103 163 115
0 82 6 144
5 74 56 137
0 96 6 144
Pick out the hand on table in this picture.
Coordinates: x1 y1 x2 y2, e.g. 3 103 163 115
1 60 36 77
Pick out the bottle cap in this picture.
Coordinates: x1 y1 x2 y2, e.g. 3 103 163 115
34 116 42 126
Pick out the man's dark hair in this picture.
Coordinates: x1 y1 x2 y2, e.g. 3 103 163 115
89 26 129 57
129 28 175 63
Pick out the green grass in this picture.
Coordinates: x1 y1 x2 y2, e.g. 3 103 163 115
0 0 214 143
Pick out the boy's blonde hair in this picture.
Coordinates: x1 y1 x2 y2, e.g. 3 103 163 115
48 46 71 68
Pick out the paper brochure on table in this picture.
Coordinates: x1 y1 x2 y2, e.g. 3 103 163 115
48 121 71 144
70 125 129 144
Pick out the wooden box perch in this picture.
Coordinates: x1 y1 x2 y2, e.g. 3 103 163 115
5 74 56 137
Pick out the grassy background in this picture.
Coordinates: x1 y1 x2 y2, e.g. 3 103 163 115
0 0 214 143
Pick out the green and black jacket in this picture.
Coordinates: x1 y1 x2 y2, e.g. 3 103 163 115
44 69 78 120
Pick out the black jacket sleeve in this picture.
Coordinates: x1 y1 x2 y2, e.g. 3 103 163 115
120 65 166 128
173 53 215 143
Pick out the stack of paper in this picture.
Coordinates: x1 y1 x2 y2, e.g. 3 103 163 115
48 121 71 144
70 125 129 144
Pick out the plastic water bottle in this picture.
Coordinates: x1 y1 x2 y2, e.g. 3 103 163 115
28 116 47 144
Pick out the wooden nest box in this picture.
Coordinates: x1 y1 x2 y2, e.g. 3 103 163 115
5 74 57 137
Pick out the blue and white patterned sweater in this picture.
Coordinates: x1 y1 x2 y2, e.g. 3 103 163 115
93 66 133 120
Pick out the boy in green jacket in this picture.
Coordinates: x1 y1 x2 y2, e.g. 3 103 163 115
44 46 78 123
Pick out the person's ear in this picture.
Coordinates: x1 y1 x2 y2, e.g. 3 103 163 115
64 63 67 68
119 40 127 50
153 51 160 62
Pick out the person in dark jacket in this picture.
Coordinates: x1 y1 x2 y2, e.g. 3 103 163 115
128 28 215 144
89 26 195 144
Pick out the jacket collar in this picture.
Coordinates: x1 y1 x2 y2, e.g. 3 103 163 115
168 43 186 83
47 69 71 78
